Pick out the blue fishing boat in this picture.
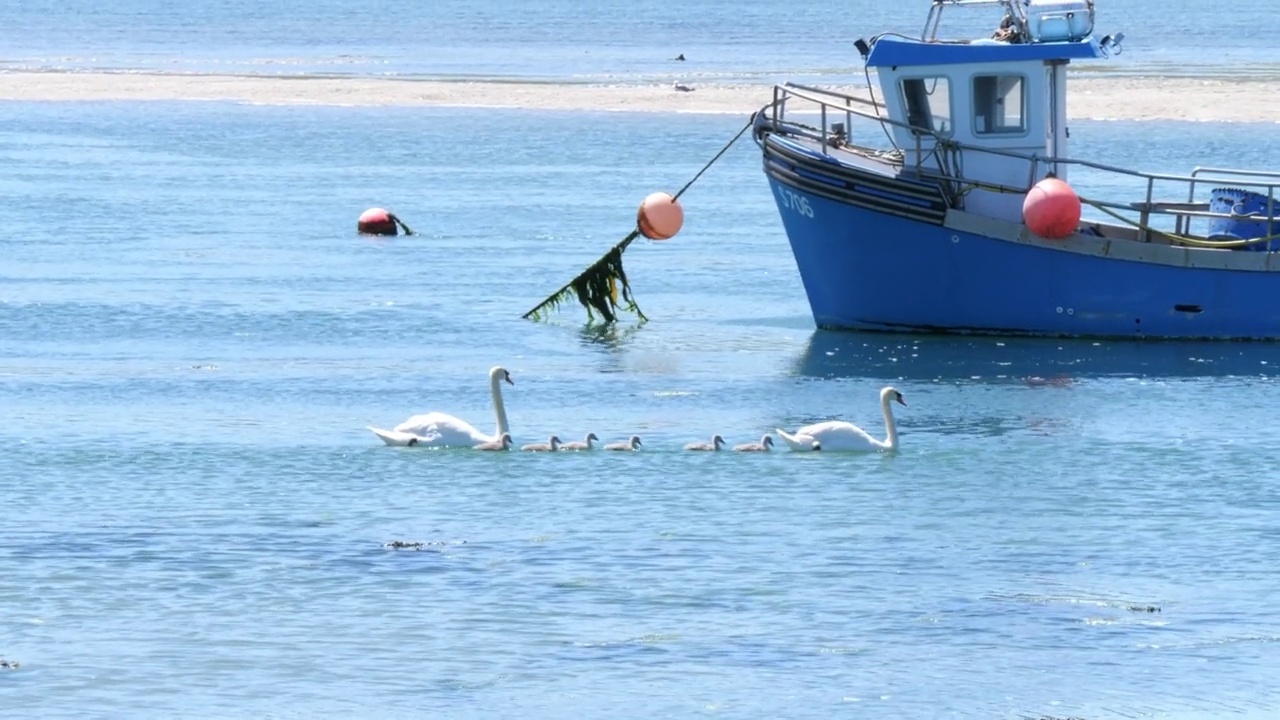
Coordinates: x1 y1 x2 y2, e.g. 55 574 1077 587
755 0 1280 339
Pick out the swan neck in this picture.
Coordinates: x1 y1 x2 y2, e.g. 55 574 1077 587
882 394 898 449
491 374 510 437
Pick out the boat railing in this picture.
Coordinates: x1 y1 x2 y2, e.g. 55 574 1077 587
1187 167 1280 226
761 82 1280 244
765 82 944 179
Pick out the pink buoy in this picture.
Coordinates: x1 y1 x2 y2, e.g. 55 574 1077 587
358 207 398 236
1022 177 1081 240
637 191 684 240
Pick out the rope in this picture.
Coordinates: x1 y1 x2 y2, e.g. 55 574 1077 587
1080 198 1280 249
907 168 1280 250
389 213 415 236
523 113 758 323
939 179 1280 250
672 113 757 201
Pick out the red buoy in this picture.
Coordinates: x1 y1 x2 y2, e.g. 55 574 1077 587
358 207 398 236
1022 177 1081 240
637 192 684 240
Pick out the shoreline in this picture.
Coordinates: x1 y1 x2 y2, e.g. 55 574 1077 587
0 71 1278 122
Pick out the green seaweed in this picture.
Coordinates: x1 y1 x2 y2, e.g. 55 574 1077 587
522 110 761 324
524 229 646 324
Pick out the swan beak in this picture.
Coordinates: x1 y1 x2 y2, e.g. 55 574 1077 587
896 396 906 406
504 373 515 385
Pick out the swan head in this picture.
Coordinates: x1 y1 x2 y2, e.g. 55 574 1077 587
490 366 514 386
549 435 561 448
712 434 725 448
881 386 905 406
499 433 513 448
762 434 774 448
586 432 599 443
629 435 643 448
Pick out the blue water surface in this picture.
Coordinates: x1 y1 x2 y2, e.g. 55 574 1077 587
0 0 1276 81
2 100 1280 718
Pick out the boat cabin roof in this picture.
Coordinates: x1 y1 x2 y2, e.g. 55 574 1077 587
866 0 1108 68
865 34 1103 67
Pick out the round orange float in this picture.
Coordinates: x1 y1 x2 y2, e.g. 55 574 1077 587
637 192 684 240
1022 177 1081 240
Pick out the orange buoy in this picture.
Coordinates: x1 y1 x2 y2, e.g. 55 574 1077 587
1022 177 1081 240
358 207 398 236
637 192 684 240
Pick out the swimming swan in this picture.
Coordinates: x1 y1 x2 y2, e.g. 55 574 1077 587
603 435 642 451
685 434 725 451
560 432 599 451
368 365 514 447
473 433 513 451
777 386 905 452
521 435 561 452
733 434 774 452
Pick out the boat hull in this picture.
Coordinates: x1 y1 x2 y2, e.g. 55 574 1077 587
768 177 1280 339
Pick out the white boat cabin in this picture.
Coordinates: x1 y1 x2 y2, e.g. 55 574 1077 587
863 0 1115 220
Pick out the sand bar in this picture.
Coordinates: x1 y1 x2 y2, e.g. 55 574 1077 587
0 71 1277 122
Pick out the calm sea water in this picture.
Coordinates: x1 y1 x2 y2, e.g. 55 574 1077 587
3 101 1280 718
0 0 1278 81
4 2 1280 718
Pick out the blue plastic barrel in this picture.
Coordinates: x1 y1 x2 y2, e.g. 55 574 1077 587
1208 187 1280 251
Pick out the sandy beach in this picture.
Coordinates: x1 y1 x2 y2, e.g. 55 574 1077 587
0 71 1276 122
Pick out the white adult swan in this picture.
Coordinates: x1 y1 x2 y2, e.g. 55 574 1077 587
776 386 905 452
368 365 514 447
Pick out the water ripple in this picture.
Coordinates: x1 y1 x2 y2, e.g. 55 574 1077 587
3 102 1280 719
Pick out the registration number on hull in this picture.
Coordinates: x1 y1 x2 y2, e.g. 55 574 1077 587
776 185 815 218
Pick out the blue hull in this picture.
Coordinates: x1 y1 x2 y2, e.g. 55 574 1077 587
768 177 1280 339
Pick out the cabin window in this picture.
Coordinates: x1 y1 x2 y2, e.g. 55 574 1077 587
900 77 951 136
972 74 1026 135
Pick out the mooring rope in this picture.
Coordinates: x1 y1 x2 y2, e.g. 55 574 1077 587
523 112 760 324
673 114 757 201
390 213 415 236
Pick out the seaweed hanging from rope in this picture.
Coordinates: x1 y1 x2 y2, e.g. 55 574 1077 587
522 110 763 325
523 230 645 324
